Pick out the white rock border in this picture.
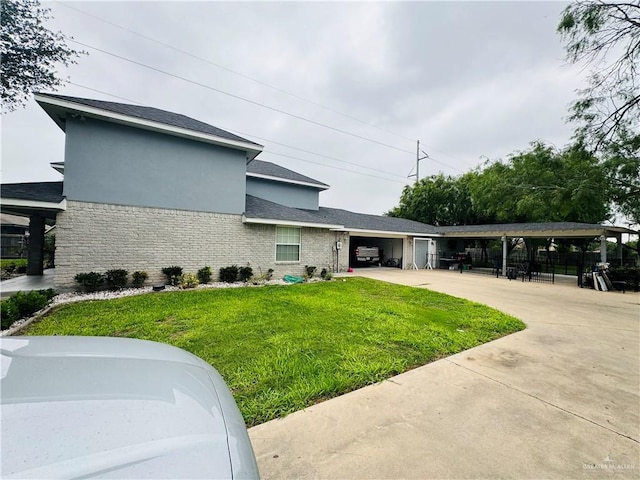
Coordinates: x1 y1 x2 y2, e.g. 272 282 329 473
1 277 329 336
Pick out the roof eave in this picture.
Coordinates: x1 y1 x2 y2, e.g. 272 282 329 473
35 94 264 159
246 172 329 190
242 215 342 230
332 227 440 238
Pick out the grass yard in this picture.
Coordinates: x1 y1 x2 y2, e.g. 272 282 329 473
25 277 525 426
1 258 28 269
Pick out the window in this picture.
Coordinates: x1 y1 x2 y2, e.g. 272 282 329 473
276 226 301 262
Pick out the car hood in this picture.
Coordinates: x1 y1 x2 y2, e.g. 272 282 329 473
0 336 253 479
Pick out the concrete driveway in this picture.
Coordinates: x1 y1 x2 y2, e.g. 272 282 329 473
249 269 639 479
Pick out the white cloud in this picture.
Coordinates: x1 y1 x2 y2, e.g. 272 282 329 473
2 1 588 215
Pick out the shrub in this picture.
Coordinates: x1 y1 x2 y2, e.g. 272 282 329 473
4 263 16 274
1 301 20 329
16 265 27 274
266 268 274 280
305 265 317 278
74 272 104 292
179 273 200 289
1 289 57 330
238 266 253 283
132 271 148 288
197 266 212 284
105 269 128 290
320 268 333 280
162 266 183 286
0 259 27 270
219 265 239 283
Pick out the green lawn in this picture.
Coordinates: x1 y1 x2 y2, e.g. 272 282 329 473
25 277 525 426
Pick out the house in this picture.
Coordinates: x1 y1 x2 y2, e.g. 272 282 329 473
1 94 633 289
1 94 438 288
0 214 29 258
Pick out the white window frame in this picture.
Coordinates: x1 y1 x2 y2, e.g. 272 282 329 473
275 226 301 263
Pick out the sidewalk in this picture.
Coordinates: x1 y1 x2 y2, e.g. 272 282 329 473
0 269 55 299
249 269 640 479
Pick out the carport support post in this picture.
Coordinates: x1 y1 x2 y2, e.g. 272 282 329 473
600 234 607 264
502 235 508 277
616 233 623 264
26 215 45 276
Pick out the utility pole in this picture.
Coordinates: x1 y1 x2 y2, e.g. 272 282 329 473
408 140 429 184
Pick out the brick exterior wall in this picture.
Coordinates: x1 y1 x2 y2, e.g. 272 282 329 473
54 201 352 289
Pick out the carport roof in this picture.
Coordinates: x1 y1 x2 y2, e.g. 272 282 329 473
436 222 636 238
1 181 65 220
2 182 64 203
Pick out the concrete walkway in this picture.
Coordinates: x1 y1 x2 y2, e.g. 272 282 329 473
249 269 640 479
0 269 55 299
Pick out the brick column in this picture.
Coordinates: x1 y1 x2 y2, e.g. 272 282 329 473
27 215 46 276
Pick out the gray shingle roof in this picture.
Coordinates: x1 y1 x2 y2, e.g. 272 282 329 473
245 195 438 234
1 182 64 203
312 207 438 234
245 195 339 226
247 160 329 189
36 93 262 147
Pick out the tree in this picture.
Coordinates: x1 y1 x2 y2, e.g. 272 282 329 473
387 173 479 226
468 141 612 225
388 142 612 228
558 1 639 149
601 131 640 223
1 0 83 112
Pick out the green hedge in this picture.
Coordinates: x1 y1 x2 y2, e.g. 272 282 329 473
1 289 57 330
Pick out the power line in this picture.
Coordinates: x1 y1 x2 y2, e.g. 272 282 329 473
62 81 412 184
66 81 144 105
69 80 464 176
55 0 417 144
262 151 408 185
65 38 417 156
55 3 472 173
227 128 410 180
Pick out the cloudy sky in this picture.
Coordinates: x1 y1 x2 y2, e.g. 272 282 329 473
1 0 587 216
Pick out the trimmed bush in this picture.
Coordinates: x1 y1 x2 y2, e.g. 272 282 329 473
1 289 57 330
162 266 183 286
105 269 128 290
219 265 239 283
179 273 200 289
1 301 20 329
74 272 104 292
238 266 253 283
197 266 212 284
320 268 333 280
131 271 148 288
305 265 317 278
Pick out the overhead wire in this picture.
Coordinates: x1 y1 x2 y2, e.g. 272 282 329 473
54 0 417 144
64 81 411 184
54 2 474 174
65 38 417 156
55 2 474 177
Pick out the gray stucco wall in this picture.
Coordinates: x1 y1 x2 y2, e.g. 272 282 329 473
53 201 349 289
246 177 320 210
63 117 246 214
